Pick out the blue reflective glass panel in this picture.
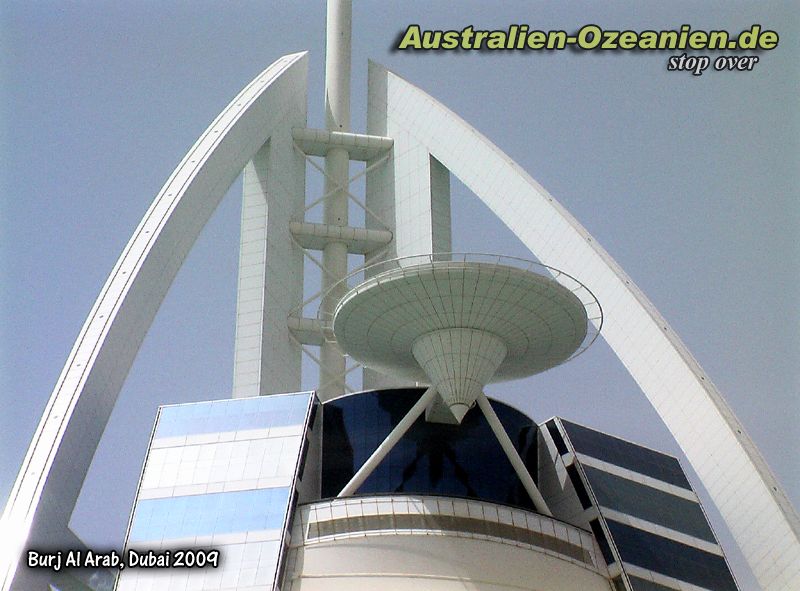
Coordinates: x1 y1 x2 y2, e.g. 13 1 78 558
561 420 691 489
129 487 290 542
321 388 538 510
606 520 737 591
583 466 716 542
155 392 311 438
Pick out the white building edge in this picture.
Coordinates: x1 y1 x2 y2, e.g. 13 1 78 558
2 46 798 591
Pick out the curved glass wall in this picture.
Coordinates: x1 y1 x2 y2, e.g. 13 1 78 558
321 388 538 510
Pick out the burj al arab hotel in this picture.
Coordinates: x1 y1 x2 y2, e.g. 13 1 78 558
2 2 797 591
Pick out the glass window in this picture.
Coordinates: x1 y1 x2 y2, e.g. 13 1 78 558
122 393 317 591
605 519 737 591
589 519 615 565
583 466 715 542
129 487 291 542
155 392 311 439
308 513 589 564
321 388 539 510
561 420 691 489
546 420 568 455
566 464 593 509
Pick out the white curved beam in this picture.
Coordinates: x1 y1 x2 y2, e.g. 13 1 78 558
0 52 308 591
366 61 799 590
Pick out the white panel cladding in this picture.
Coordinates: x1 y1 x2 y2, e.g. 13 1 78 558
295 496 605 571
118 393 312 591
363 62 453 391
283 496 610 591
429 155 452 254
288 222 392 254
117 540 280 591
232 86 307 398
365 61 455 253
139 432 303 498
291 127 393 161
0 53 309 591
368 62 800 591
412 328 507 418
362 63 399 392
286 538 611 591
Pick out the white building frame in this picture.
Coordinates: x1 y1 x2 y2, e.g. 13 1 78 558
1 49 798 591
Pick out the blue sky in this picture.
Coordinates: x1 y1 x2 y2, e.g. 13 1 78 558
1 2 797 587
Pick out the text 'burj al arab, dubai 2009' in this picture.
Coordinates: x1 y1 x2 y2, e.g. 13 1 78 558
2 2 798 591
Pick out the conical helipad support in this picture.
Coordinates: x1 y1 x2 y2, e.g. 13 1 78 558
412 328 507 423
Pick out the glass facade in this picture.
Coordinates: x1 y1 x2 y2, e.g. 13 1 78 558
606 520 737 591
117 392 314 591
582 465 715 542
321 388 538 510
552 418 738 591
115 392 739 591
155 395 309 439
560 420 691 489
129 487 291 542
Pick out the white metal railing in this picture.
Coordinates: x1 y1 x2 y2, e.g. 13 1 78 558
315 252 603 363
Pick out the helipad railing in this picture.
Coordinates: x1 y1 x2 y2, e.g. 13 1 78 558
315 252 603 364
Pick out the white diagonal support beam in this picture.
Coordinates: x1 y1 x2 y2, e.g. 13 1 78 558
476 393 552 516
338 386 438 497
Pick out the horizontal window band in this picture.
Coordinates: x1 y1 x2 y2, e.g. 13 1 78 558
306 513 593 567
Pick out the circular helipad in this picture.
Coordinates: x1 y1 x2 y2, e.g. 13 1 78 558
331 258 599 385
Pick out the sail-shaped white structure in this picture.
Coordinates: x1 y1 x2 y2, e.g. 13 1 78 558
2 2 797 589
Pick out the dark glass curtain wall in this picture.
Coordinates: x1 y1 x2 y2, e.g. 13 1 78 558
321 388 538 510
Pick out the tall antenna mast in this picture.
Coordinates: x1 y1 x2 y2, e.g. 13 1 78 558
324 0 351 132
319 0 352 398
